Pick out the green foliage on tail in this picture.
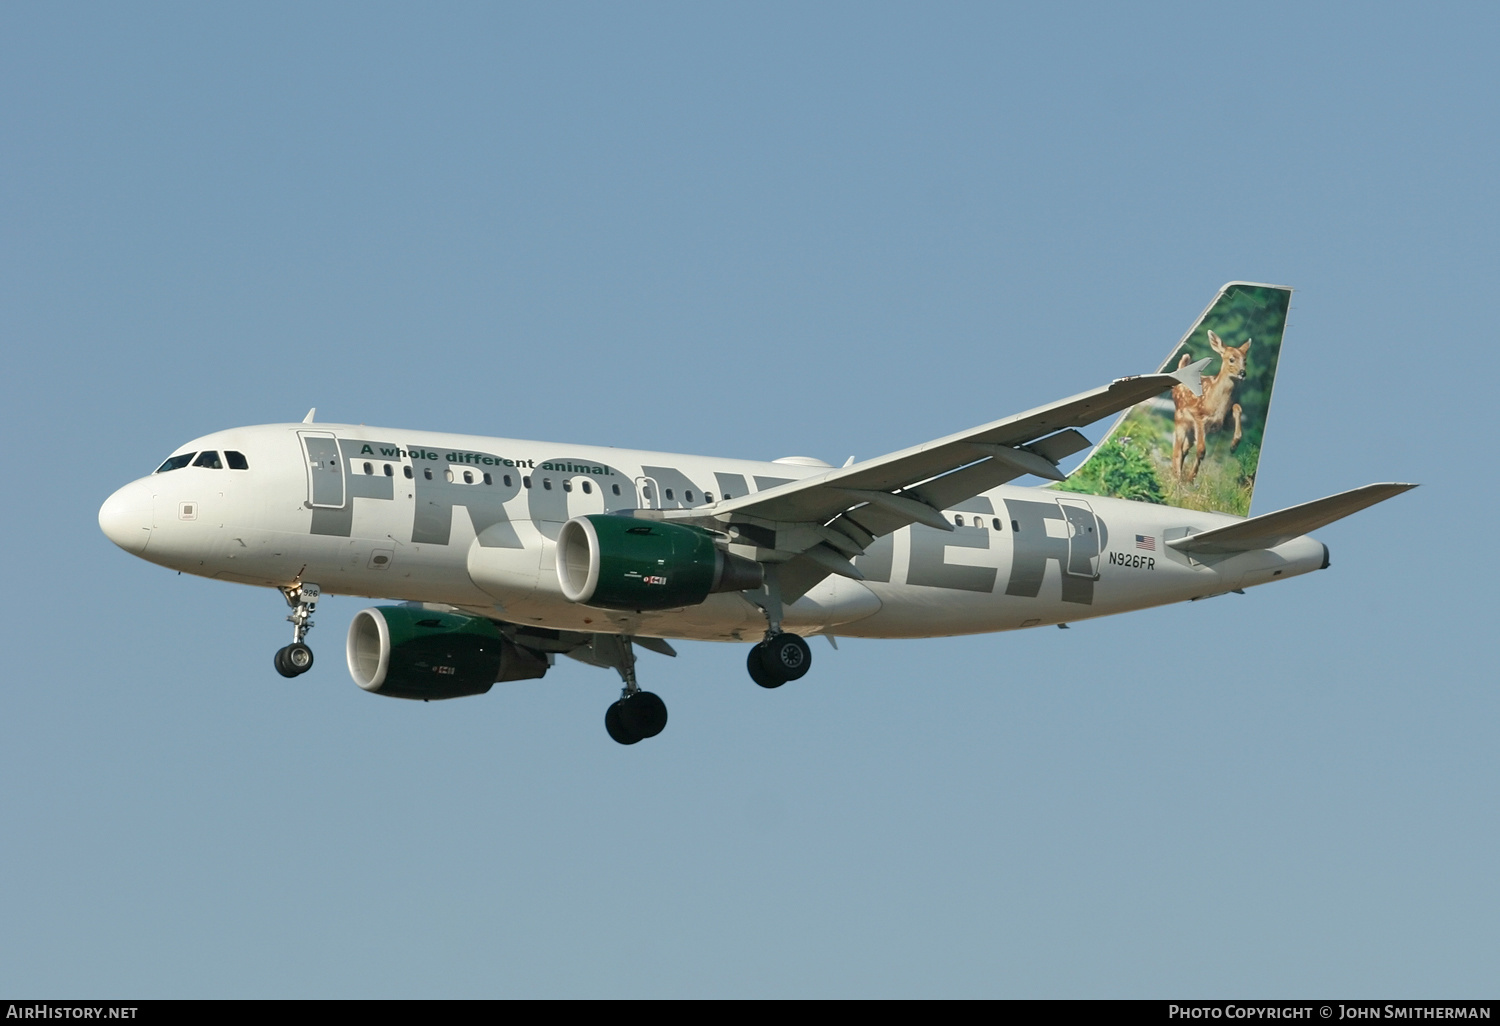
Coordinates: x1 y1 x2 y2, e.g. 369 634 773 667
1056 436 1164 504
1055 282 1291 516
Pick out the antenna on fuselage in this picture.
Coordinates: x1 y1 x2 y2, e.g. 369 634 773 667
302 408 316 424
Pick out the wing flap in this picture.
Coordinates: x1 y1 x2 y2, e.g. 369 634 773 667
1026 428 1093 465
906 457 1029 513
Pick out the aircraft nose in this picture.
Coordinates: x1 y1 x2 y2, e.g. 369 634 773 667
99 480 153 554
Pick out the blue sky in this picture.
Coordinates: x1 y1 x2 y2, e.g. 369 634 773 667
2 3 1495 997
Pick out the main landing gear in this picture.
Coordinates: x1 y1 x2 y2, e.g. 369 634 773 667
746 632 812 689
274 582 320 678
606 690 668 746
593 635 669 746
743 564 812 689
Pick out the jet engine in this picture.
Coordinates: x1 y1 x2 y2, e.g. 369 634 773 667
346 606 548 700
556 514 763 611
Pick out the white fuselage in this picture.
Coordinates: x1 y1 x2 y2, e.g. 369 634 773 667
99 422 1328 641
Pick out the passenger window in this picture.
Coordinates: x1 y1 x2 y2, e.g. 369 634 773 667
543 478 553 490
1011 520 1020 532
463 470 474 484
225 451 249 470
364 462 373 475
612 484 620 496
705 492 714 503
424 468 433 481
563 480 572 492
724 493 732 499
993 518 1002 531
642 485 653 500
685 490 694 503
523 476 532 489
384 464 393 477
156 453 196 473
403 466 413 479
193 451 223 469
665 489 674 501
504 475 512 487
954 515 964 526
582 481 592 494
483 473 492 485
445 469 455 483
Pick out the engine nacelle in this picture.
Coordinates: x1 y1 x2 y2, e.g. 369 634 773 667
556 514 764 611
346 606 548 701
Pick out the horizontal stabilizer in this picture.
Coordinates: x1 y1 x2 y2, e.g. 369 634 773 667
1166 483 1417 556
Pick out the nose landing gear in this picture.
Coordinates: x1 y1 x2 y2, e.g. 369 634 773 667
273 582 320 678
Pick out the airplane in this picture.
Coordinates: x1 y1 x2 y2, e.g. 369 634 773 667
98 282 1414 744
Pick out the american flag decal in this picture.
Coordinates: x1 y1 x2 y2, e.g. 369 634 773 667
1135 534 1156 551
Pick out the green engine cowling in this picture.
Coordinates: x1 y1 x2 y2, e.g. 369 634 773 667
346 606 548 700
556 514 764 611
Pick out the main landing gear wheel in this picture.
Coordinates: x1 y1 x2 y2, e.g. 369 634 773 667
605 691 668 745
747 645 784 688
274 642 314 678
749 632 811 689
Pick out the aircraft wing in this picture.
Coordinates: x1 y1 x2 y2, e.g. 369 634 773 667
702 366 1205 527
1166 482 1418 557
660 362 1209 599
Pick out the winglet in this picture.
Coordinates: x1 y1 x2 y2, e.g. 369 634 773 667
1169 357 1212 398
302 408 317 424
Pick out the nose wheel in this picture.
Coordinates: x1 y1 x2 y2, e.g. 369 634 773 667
274 642 315 678
273 582 320 678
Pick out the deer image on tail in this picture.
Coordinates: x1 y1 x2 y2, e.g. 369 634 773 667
1172 330 1252 481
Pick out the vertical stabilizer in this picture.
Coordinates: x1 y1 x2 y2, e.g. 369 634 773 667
1057 282 1291 516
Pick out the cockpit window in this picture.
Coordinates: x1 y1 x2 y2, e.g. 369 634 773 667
155 453 196 473
192 451 224 469
226 451 249 470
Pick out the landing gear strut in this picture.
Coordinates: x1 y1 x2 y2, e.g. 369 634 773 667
274 582 320 678
592 635 669 745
